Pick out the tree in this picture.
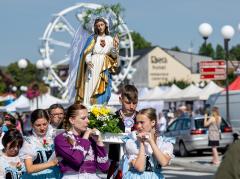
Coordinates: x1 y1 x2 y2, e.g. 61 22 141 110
230 44 240 61
6 61 48 96
215 44 225 59
131 31 152 50
199 42 215 58
171 46 181 51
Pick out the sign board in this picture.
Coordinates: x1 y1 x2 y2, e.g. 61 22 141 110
200 60 226 80
201 74 226 80
200 60 226 68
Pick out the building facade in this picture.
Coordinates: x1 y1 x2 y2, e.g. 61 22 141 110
130 46 212 88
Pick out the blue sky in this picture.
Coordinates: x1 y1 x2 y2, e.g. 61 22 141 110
0 0 240 66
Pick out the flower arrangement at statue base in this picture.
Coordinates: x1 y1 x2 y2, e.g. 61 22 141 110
88 105 123 134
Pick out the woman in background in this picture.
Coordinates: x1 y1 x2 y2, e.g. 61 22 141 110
204 106 222 165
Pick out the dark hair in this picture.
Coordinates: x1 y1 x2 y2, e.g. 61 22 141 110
94 17 109 35
48 104 64 114
63 103 87 130
121 85 138 102
31 109 49 124
2 129 23 150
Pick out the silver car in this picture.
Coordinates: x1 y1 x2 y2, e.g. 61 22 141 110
164 115 233 157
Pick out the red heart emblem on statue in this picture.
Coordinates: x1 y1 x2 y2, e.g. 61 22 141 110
100 39 106 47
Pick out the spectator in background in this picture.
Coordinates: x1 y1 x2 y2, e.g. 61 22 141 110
204 106 222 165
178 105 190 118
167 112 175 126
2 113 17 132
158 112 167 135
48 104 65 138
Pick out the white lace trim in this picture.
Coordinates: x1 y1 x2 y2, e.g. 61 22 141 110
85 146 95 161
97 156 108 163
63 131 88 155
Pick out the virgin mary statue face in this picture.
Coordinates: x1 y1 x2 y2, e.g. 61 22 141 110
95 20 106 35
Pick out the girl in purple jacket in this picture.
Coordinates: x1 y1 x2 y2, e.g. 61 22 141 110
54 103 109 179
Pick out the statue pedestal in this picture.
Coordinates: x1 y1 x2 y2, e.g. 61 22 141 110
102 132 127 160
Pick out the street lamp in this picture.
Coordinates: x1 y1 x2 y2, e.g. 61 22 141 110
18 58 28 69
198 23 213 45
221 25 235 124
198 23 235 124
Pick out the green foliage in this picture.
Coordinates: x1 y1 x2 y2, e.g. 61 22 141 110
159 79 191 89
82 3 124 34
215 44 225 59
6 62 41 87
0 82 7 94
171 46 181 51
131 31 152 50
88 113 122 133
229 44 240 61
199 42 215 58
5 61 48 95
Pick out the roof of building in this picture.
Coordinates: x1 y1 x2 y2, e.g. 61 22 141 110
128 46 213 72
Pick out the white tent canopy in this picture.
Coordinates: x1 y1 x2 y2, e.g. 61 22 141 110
138 87 149 98
169 84 202 101
0 95 29 112
162 84 182 101
147 86 170 100
29 94 68 111
0 94 68 112
198 81 223 100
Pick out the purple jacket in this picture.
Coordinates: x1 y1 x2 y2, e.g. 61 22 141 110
54 132 109 174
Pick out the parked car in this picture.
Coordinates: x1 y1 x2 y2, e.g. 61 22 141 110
164 115 233 157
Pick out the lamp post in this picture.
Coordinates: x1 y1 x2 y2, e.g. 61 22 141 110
221 25 235 124
198 23 213 45
199 23 235 124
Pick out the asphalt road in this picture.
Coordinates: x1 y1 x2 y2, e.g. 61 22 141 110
163 166 215 179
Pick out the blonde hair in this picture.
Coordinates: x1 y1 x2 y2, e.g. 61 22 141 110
137 108 159 136
211 106 221 124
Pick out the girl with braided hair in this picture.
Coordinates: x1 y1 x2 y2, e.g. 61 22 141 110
122 108 174 179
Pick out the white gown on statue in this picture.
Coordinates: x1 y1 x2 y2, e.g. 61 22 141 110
84 35 114 106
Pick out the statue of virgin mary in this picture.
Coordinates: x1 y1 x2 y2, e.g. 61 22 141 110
68 17 119 106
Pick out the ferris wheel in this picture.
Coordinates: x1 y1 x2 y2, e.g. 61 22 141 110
39 3 135 98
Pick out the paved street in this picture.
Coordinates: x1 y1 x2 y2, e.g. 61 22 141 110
163 166 214 179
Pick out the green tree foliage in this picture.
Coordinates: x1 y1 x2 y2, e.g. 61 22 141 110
229 44 240 61
6 61 42 87
131 31 152 50
159 79 191 89
199 42 215 58
171 46 181 51
215 44 225 59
